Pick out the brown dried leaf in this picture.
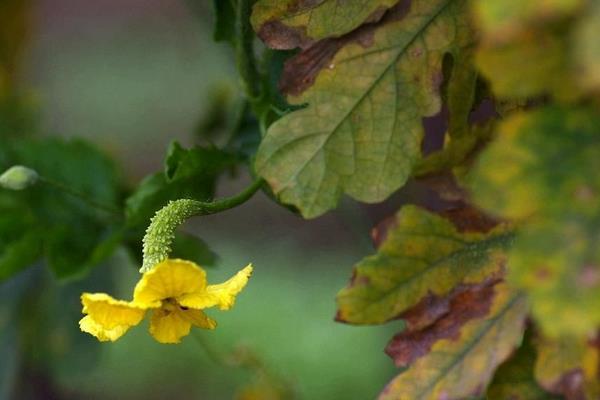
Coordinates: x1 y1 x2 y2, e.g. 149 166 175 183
386 278 501 367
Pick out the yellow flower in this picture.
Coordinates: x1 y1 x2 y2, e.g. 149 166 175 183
79 259 253 344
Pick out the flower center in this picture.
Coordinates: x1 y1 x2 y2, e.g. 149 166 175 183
163 297 188 312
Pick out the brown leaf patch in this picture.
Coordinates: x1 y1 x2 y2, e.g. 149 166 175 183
255 0 396 51
370 215 397 249
256 19 314 51
279 0 412 96
438 203 501 234
385 278 502 367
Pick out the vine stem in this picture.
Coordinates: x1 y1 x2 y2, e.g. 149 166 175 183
140 178 263 272
37 175 122 216
235 0 261 102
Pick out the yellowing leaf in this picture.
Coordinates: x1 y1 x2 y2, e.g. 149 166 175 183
336 205 512 324
385 279 499 367
379 283 528 400
473 0 583 39
473 0 598 100
487 331 560 400
535 334 600 399
255 0 475 218
251 0 398 49
573 0 600 93
510 220 600 338
476 30 574 100
470 106 600 337
470 106 600 220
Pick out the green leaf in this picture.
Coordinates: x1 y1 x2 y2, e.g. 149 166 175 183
0 230 42 281
171 232 217 267
469 106 600 337
255 0 475 218
534 334 600 399
251 0 399 49
336 205 512 324
126 141 236 227
0 137 121 280
487 331 560 400
379 283 528 400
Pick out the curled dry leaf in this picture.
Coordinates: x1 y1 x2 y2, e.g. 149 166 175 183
379 283 528 400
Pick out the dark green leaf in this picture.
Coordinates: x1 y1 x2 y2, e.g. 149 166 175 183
0 230 42 281
126 142 237 228
171 232 218 267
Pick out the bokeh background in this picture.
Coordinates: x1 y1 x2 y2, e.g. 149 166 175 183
1 1 400 399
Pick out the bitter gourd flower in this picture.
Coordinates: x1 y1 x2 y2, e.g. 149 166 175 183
79 259 253 344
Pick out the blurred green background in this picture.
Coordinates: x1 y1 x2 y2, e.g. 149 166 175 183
0 1 398 399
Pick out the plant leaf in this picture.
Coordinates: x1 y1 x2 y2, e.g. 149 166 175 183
379 283 528 400
573 0 600 93
385 279 500 367
251 0 399 49
470 106 600 220
535 334 600 400
487 330 560 400
255 0 475 218
473 0 585 100
0 229 42 281
126 141 236 227
470 106 600 337
1 137 121 280
336 205 512 324
473 0 583 39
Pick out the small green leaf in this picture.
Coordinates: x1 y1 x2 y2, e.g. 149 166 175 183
379 284 528 400
336 205 512 324
126 142 236 227
255 0 475 218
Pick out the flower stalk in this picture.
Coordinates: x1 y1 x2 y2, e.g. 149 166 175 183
141 178 263 272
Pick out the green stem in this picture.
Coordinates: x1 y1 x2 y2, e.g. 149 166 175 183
38 175 122 216
141 178 263 272
235 0 261 102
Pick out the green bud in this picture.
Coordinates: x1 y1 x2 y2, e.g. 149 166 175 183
0 165 39 190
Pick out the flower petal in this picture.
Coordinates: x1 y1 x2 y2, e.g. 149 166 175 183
184 309 217 330
148 307 193 344
179 264 253 310
133 259 207 307
79 316 131 342
81 292 146 329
